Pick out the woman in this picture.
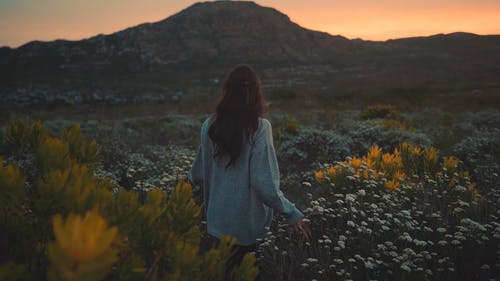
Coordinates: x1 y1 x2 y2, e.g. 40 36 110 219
188 64 310 266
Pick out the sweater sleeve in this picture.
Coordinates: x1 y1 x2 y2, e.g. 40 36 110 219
250 120 303 225
188 145 203 186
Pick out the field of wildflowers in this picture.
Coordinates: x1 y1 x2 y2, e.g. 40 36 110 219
1 104 499 281
257 143 499 280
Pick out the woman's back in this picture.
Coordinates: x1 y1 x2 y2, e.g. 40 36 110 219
189 116 303 246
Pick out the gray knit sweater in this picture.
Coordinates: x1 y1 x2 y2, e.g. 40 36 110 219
188 116 304 246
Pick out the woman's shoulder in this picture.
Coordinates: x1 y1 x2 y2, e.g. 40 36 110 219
259 117 271 128
201 115 215 129
253 118 272 140
204 115 215 124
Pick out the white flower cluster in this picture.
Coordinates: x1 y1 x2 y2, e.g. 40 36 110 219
257 161 500 281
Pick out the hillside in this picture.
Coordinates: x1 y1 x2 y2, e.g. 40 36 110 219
1 1 499 105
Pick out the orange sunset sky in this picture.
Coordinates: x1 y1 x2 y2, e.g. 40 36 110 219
1 0 499 48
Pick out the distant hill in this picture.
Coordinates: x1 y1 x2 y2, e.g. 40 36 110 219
1 1 499 105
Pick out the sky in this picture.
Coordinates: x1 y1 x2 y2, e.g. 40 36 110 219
1 0 499 48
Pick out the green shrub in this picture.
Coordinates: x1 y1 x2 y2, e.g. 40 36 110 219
374 119 414 131
0 119 258 281
61 124 100 171
4 118 45 153
281 119 301 135
361 104 399 119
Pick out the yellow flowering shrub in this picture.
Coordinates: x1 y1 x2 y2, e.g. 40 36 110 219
279 119 301 135
0 158 36 273
350 157 363 169
4 118 45 153
35 137 74 175
367 145 382 160
361 104 399 119
375 119 414 131
423 146 439 174
199 236 237 281
443 156 459 174
0 158 25 208
35 163 114 218
164 181 202 246
230 254 259 281
0 262 26 281
48 209 119 281
314 170 325 183
0 119 259 281
384 179 400 190
61 125 100 171
314 143 477 197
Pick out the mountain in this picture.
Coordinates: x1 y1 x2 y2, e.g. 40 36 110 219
1 1 499 105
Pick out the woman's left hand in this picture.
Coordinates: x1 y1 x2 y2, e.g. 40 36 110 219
292 218 312 239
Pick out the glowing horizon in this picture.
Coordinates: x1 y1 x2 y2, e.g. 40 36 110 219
1 0 499 48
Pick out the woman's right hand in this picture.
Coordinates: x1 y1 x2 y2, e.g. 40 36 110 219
293 218 311 239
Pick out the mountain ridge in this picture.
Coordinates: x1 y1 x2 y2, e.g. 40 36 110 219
1 0 499 105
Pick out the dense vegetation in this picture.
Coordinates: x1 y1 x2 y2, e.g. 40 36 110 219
1 102 499 280
0 119 258 281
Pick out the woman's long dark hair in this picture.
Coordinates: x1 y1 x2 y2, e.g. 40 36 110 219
209 64 265 168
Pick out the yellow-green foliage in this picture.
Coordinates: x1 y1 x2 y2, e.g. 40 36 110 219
3 119 100 173
199 237 236 281
170 235 254 281
0 158 35 271
48 209 119 281
0 159 29 260
375 119 413 131
4 118 45 153
164 181 202 246
61 125 100 171
35 163 114 218
105 181 258 281
229 254 259 281
361 104 399 119
35 137 73 175
280 119 301 135
0 262 27 281
0 158 25 209
0 119 258 281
